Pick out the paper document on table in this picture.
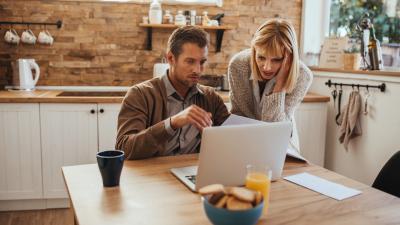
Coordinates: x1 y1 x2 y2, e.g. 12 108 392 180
286 147 307 162
284 172 362 200
222 114 265 126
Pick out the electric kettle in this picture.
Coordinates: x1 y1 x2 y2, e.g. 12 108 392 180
153 58 169 78
16 59 40 90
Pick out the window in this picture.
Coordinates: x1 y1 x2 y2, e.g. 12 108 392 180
301 0 399 68
329 0 399 43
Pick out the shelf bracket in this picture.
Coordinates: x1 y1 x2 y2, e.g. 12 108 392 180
215 29 225 52
146 27 153 50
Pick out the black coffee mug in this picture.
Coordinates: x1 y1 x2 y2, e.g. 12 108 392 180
96 150 125 187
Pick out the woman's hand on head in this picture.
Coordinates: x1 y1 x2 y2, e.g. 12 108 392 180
273 52 292 93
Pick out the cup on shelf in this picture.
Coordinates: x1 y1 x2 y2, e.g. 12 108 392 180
96 150 125 187
4 28 20 44
21 29 37 44
38 30 54 45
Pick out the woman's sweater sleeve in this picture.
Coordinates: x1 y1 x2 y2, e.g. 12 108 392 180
261 65 313 122
228 51 253 117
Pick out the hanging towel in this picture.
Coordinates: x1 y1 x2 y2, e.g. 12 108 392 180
338 91 362 150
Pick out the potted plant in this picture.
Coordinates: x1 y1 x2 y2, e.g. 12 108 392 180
343 44 361 70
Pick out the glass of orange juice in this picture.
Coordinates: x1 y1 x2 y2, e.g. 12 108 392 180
245 164 272 214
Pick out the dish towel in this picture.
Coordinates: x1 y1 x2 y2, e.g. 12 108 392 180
338 91 362 150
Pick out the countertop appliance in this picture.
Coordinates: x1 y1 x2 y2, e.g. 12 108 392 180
153 58 169 78
15 59 40 90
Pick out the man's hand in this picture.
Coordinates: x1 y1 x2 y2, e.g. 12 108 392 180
273 52 292 93
170 105 213 131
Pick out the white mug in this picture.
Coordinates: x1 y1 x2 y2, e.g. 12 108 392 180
38 30 53 45
21 29 36 44
4 29 20 44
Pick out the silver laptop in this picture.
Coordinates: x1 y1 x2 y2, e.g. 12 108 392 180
170 122 291 192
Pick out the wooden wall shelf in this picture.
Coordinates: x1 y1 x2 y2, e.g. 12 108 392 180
139 23 233 52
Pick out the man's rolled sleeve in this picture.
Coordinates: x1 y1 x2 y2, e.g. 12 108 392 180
164 117 177 135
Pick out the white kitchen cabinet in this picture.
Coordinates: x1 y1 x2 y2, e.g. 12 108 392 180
0 99 326 209
295 102 328 166
40 103 98 199
0 103 43 200
98 103 121 150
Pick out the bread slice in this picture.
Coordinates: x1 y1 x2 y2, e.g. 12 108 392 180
230 187 256 203
226 196 253 210
199 184 224 195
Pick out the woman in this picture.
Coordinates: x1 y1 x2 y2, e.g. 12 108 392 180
228 19 313 153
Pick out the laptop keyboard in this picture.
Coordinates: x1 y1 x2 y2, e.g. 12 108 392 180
185 175 196 184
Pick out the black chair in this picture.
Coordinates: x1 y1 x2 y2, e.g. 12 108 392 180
372 151 400 198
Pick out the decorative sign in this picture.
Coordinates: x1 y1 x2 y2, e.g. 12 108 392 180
319 37 348 68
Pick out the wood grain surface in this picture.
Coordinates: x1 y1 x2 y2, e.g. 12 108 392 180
62 154 400 225
0 90 329 103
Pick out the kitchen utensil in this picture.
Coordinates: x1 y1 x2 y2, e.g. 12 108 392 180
4 28 20 44
21 29 36 44
38 30 54 45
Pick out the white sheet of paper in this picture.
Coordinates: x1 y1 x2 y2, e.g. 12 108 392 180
284 172 362 201
222 114 265 126
287 147 307 162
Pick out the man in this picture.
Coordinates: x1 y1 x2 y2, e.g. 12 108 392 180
115 26 230 160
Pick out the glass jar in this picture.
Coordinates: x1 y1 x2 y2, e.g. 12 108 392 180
190 10 196 26
195 16 202 25
175 10 186 26
148 0 162 24
163 10 173 24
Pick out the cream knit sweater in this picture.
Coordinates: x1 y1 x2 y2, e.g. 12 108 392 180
227 49 313 153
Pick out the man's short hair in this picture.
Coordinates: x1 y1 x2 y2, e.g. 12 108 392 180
166 26 209 57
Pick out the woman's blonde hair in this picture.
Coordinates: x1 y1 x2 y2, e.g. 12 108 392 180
251 19 300 93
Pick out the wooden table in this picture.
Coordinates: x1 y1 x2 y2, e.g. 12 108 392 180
62 154 400 225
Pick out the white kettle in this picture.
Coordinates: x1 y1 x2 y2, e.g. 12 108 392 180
17 59 40 90
153 58 169 78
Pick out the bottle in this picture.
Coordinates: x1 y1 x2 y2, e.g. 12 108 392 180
368 26 384 70
163 10 173 24
175 10 186 26
195 16 202 25
190 10 196 26
149 0 162 24
183 10 190 25
202 11 210 26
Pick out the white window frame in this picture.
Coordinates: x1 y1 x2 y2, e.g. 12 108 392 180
300 0 331 56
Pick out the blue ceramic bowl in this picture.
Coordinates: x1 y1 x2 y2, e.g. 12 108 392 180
202 196 263 225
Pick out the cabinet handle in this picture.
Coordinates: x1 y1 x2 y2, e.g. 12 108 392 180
99 109 104 113
90 109 96 114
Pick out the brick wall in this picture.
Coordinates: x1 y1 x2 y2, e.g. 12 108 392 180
0 0 302 87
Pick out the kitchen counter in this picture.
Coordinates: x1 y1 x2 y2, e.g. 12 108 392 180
0 90 330 103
